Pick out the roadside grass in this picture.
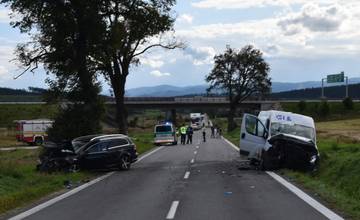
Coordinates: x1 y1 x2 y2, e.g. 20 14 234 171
283 138 360 219
129 129 155 154
0 149 94 215
218 117 360 219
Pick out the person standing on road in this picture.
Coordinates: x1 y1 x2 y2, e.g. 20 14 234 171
218 127 222 138
202 126 206 142
180 124 187 145
186 126 193 144
211 126 215 138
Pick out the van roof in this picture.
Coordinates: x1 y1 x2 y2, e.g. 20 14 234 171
259 110 315 128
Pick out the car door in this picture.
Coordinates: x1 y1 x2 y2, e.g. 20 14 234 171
240 114 268 159
107 138 130 166
80 142 111 169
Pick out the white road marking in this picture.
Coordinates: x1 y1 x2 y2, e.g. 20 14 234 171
194 151 197 155
9 146 165 220
222 136 344 220
190 159 195 164
196 146 199 149
267 171 344 220
184 171 190 179
0 146 39 151
134 146 165 164
222 136 240 151
166 201 180 219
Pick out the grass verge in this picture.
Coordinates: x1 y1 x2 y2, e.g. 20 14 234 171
0 149 94 215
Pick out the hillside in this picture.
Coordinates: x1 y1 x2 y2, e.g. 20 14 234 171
125 77 360 97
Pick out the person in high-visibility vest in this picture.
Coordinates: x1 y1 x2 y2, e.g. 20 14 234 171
180 124 187 145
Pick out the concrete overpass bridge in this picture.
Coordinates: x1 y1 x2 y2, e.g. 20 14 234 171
118 97 278 111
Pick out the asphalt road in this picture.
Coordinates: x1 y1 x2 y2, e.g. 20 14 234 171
15 130 330 220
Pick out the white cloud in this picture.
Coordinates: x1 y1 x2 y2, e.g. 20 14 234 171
183 46 216 65
191 0 320 9
141 55 165 68
0 8 10 23
178 14 194 24
278 3 347 34
0 65 8 78
150 70 171 77
0 45 15 80
178 1 360 59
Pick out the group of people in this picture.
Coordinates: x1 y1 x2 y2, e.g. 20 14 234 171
210 125 222 139
178 124 223 144
179 124 194 145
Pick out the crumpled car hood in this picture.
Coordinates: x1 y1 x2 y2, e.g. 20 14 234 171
264 133 319 171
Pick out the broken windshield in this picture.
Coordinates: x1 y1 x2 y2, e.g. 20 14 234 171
270 122 315 141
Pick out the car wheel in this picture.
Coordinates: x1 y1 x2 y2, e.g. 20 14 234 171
119 154 131 170
34 137 43 146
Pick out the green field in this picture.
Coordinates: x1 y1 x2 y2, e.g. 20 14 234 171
281 101 360 121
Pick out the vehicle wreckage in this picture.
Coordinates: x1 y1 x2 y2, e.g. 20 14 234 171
240 110 320 171
37 134 138 172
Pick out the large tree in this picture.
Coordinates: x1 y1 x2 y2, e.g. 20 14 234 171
1 0 105 140
206 45 271 131
3 0 180 135
95 0 180 134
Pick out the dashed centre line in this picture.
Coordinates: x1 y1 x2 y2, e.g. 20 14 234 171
184 171 190 179
194 151 197 155
166 201 180 219
190 158 195 164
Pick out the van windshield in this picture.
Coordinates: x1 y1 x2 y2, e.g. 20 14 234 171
270 122 315 141
156 125 172 133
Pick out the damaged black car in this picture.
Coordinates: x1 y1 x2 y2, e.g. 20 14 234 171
37 134 138 172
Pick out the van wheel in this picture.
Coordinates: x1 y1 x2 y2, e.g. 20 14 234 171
34 137 43 146
173 141 177 145
119 154 131 170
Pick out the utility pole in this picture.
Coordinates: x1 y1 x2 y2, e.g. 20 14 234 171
345 76 349 98
321 78 326 99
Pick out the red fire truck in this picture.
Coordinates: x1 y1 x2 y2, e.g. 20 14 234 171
14 119 53 145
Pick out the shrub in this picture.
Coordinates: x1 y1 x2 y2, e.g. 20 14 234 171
342 97 354 110
318 100 330 117
48 102 104 142
298 100 307 113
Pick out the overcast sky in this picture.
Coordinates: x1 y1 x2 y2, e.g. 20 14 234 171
0 0 360 91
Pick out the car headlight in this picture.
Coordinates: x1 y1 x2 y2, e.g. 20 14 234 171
310 155 317 164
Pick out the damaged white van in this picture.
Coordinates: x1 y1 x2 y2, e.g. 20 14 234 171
240 110 319 171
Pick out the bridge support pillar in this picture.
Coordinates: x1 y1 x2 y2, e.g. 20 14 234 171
171 109 177 127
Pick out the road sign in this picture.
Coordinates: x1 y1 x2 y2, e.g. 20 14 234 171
327 72 344 83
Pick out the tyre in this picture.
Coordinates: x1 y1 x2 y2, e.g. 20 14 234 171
119 154 131 170
34 137 43 146
173 141 177 145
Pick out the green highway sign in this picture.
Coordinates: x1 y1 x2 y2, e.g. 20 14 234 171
327 72 344 83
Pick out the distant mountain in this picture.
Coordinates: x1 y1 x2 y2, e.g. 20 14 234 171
125 77 360 97
125 85 208 97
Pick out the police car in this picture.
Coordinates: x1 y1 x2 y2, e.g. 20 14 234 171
154 122 177 146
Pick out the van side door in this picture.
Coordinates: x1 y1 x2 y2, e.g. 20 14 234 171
240 114 268 159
